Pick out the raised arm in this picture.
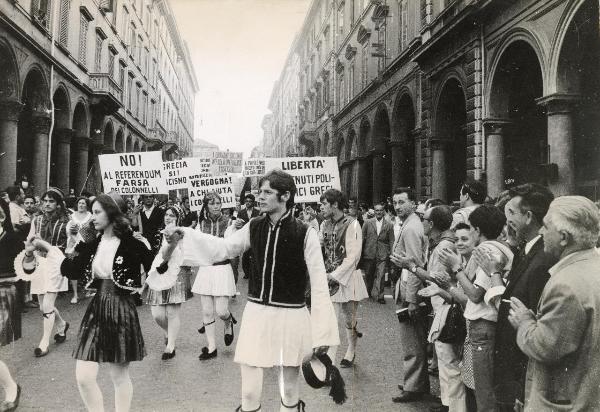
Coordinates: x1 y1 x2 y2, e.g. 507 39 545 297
179 224 251 266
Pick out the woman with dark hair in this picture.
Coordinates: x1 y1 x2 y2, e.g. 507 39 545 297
144 206 192 360
50 192 153 412
194 192 237 360
17 187 70 357
0 207 22 411
66 196 94 304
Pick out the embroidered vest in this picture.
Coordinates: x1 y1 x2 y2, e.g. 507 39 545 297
248 210 308 308
321 215 356 274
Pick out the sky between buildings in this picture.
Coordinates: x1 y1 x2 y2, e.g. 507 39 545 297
170 0 311 156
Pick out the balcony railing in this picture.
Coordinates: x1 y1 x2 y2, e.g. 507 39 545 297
165 131 178 144
89 73 123 114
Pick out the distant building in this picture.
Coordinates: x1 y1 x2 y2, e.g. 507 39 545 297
192 138 219 158
0 0 198 195
269 0 600 204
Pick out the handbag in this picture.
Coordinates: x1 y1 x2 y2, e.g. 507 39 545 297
436 303 466 344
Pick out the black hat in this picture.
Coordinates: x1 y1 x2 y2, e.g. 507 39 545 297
301 353 347 404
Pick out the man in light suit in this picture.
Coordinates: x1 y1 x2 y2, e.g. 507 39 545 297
390 187 429 403
509 196 600 411
361 202 394 303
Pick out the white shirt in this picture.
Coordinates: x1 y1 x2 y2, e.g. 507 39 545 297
525 235 541 255
92 236 121 279
143 205 155 220
9 202 27 230
375 218 383 235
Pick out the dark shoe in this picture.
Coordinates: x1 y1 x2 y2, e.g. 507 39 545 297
34 347 49 357
198 347 217 360
224 314 237 346
392 390 424 403
340 355 355 368
161 349 176 360
0 384 21 412
198 325 205 334
54 322 70 343
377 297 386 304
397 384 403 391
429 404 449 412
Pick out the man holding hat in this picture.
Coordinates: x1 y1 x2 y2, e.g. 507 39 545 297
169 169 339 411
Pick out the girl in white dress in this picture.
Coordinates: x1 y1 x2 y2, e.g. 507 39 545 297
193 193 237 360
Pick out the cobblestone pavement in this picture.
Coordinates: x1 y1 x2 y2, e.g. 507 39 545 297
2 278 441 411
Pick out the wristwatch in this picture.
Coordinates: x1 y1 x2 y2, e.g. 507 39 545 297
450 266 463 277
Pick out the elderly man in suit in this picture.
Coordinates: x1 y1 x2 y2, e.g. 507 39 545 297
508 196 600 411
361 202 394 303
476 183 556 410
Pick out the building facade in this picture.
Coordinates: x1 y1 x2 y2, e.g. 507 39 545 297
0 0 198 196
269 0 600 204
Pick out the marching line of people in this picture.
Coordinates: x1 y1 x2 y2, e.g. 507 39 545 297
1 170 600 412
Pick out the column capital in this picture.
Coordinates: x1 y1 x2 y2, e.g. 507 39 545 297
430 138 452 151
31 112 52 134
536 93 580 115
0 99 24 121
483 118 511 135
54 128 73 144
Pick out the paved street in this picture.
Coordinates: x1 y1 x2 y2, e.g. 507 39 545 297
2 277 440 411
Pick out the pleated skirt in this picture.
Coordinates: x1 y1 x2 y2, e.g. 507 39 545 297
145 268 193 305
74 279 146 363
0 283 21 346
192 264 236 297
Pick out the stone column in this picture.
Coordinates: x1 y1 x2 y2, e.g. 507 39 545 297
355 156 369 203
431 139 449 202
0 99 24 189
53 128 72 193
372 151 384 205
72 136 91 195
31 113 51 196
484 120 510 199
536 94 579 196
390 141 409 189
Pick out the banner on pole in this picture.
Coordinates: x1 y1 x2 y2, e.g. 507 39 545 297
242 158 266 177
211 151 244 174
98 151 168 195
263 157 341 203
188 175 236 211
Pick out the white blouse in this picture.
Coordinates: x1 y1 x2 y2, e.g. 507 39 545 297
92 236 121 279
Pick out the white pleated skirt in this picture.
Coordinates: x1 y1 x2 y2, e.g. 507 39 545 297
331 269 369 303
192 264 236 297
30 250 69 295
234 301 312 368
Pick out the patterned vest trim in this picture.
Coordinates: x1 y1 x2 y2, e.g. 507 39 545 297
321 215 355 274
198 214 230 238
248 209 308 308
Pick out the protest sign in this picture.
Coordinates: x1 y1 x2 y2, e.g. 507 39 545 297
188 175 236 210
211 151 243 174
264 157 341 203
242 158 266 177
98 151 168 195
162 157 208 190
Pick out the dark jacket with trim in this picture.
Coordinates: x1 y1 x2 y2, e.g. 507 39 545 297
60 232 154 292
247 210 309 307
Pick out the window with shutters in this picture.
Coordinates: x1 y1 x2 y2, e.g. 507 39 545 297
121 7 129 40
108 50 116 78
32 0 51 30
79 15 89 66
135 85 140 118
400 0 408 50
361 44 368 88
119 62 125 90
137 36 143 63
129 25 136 58
58 0 70 47
94 34 103 72
127 75 133 111
338 73 344 109
349 62 355 99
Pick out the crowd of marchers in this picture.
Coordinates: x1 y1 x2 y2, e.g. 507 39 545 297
1 172 600 412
